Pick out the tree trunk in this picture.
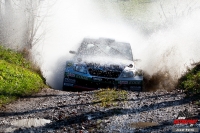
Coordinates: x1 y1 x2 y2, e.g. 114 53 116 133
5 0 12 16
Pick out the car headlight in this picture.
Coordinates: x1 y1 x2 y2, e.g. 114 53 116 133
66 62 73 67
135 69 143 76
74 64 87 74
121 70 134 78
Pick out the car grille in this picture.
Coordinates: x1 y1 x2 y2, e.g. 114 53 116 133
88 69 121 78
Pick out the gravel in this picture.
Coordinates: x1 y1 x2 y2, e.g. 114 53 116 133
0 88 199 133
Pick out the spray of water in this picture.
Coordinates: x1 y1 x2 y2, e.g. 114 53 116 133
32 0 143 90
31 0 200 90
138 9 200 90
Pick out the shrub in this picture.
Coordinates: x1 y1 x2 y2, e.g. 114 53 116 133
177 62 200 98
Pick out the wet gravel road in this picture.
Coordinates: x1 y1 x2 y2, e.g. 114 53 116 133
0 88 199 133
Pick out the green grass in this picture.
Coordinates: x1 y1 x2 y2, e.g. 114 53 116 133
0 45 31 69
94 88 128 107
0 45 46 105
177 62 200 100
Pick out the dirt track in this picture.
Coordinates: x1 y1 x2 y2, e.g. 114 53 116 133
0 88 199 133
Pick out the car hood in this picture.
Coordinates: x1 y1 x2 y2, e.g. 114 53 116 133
73 55 134 67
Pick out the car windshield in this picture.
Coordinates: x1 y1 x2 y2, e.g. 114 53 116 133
77 40 133 61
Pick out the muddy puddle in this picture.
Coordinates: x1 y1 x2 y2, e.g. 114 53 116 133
129 122 159 128
11 118 51 128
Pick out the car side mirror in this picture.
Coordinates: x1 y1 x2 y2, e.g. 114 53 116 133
128 64 133 68
69 50 76 54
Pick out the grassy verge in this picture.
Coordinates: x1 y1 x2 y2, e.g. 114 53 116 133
0 46 31 69
94 88 128 107
0 45 46 106
177 62 200 104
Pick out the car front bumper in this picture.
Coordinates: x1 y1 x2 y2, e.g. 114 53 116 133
63 72 143 91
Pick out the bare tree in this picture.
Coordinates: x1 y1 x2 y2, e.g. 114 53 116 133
5 0 12 15
159 0 200 23
21 0 45 49
0 0 51 50
0 0 3 44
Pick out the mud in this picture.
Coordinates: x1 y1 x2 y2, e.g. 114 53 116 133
143 70 177 91
0 88 199 132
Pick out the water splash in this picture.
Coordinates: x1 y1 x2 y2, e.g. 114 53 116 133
11 118 51 128
32 0 200 90
32 0 141 90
